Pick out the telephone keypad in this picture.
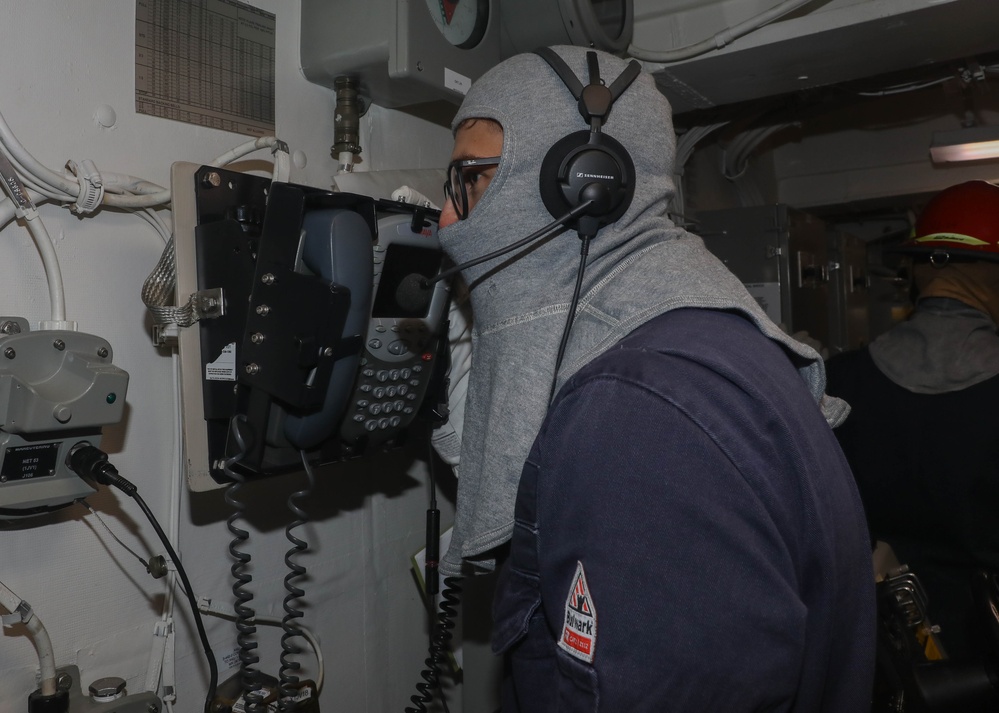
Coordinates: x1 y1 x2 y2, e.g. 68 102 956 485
342 349 436 439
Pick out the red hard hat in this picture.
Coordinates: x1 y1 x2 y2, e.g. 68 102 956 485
898 181 999 263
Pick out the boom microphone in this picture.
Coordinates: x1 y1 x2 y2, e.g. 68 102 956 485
418 200 596 289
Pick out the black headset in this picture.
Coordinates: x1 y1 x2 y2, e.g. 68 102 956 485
534 48 643 237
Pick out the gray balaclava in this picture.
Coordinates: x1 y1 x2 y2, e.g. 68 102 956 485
437 46 845 576
868 297 999 393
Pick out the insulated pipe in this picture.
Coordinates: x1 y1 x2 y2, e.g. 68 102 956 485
0 112 290 210
104 136 291 208
628 0 819 63
0 189 69 327
23 210 68 326
0 581 57 697
0 111 80 197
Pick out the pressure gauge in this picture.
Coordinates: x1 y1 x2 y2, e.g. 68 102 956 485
425 0 491 49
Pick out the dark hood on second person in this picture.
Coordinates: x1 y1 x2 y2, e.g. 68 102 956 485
436 46 842 576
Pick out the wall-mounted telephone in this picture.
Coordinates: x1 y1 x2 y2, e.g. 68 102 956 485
335 208 450 447
169 163 449 487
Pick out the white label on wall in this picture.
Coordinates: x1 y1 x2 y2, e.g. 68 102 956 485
220 647 241 672
444 68 472 95
206 342 237 381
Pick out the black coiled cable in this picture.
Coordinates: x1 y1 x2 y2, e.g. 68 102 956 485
277 452 316 711
223 416 266 713
66 445 219 713
406 576 463 713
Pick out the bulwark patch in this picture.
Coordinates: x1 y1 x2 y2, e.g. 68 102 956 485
558 561 597 663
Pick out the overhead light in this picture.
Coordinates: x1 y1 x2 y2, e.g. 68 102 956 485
930 125 999 163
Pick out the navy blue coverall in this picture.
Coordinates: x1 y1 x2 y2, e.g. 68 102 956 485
494 308 876 712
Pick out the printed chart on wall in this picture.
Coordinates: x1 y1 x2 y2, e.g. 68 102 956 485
135 0 275 136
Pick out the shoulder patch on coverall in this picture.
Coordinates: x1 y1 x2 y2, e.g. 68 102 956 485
558 561 598 663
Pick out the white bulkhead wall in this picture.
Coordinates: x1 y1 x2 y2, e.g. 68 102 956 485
0 1 457 711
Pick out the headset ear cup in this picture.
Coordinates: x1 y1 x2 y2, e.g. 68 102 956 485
538 130 635 230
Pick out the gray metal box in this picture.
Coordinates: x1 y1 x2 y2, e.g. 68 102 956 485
300 0 501 109
693 205 851 353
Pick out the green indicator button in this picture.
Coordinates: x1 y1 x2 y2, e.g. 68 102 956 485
106 393 117 404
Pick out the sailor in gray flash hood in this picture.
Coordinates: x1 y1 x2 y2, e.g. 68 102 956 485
436 46 846 576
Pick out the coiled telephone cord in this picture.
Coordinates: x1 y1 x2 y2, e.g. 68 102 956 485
224 416 266 713
406 576 462 713
277 453 316 711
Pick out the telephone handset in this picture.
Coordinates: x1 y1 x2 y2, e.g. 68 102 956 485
187 167 449 482
338 207 449 449
281 207 375 450
282 201 448 452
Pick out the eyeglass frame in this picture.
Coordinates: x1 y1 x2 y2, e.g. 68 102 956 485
443 156 501 220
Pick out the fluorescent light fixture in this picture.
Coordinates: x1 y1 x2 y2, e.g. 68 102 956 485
930 125 999 163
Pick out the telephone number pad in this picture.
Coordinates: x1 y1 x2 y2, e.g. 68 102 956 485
347 360 426 433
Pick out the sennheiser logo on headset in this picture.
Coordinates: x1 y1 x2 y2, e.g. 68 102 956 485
576 171 616 181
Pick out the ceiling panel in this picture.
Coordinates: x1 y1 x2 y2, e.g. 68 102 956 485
638 0 999 115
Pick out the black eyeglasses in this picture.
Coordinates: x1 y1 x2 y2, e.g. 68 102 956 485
443 156 501 220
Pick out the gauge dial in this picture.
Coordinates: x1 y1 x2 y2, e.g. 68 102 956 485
424 0 490 49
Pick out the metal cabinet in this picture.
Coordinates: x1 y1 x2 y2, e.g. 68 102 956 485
827 231 870 353
692 205 869 355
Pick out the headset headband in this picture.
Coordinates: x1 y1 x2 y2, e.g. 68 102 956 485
533 47 642 133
